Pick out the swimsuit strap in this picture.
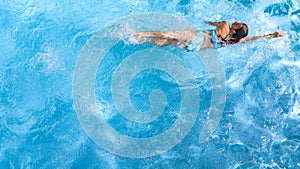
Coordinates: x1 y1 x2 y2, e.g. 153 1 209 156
210 30 222 48
210 30 229 48
210 22 231 48
220 23 231 43
221 28 231 41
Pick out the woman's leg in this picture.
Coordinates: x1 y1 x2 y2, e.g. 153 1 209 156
136 30 199 43
135 31 175 40
154 39 173 46
141 39 174 46
135 30 199 49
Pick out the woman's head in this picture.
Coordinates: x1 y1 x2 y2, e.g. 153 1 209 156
227 22 248 44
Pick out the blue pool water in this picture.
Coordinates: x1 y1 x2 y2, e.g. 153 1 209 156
1 0 300 168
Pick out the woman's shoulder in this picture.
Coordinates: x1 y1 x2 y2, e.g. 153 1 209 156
216 21 230 39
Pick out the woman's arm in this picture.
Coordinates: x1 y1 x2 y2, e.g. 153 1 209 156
206 21 227 27
239 30 285 43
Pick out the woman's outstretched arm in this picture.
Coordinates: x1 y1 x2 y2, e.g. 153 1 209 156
239 30 285 43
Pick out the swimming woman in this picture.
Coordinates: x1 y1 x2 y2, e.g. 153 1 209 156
134 21 285 50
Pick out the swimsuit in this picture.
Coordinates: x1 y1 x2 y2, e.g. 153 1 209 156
210 30 222 48
186 31 205 51
186 30 228 51
211 30 229 47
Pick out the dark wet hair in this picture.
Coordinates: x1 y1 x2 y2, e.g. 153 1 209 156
233 23 248 39
227 23 248 44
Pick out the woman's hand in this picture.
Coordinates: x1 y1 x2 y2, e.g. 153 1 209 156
272 29 286 38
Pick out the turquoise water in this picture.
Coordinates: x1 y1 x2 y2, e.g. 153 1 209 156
1 0 300 168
